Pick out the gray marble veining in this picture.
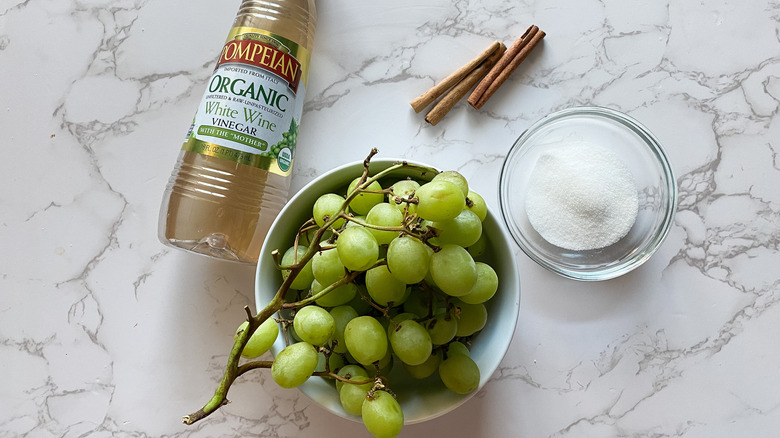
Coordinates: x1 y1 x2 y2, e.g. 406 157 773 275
1 0 778 436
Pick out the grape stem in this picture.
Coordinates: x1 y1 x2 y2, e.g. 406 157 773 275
341 214 408 233
281 269 362 309
313 371 374 386
183 149 440 426
342 213 438 248
357 287 402 331
182 302 283 425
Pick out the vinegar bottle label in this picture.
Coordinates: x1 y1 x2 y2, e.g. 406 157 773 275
183 27 312 175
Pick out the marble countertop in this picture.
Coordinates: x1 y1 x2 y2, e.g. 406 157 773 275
3 0 779 436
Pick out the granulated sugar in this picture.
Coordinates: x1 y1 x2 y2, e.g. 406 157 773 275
524 141 638 251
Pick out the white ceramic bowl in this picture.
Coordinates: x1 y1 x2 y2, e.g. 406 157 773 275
499 106 677 281
255 158 520 424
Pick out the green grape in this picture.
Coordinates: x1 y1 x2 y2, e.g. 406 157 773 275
422 268 437 293
459 262 499 304
429 244 477 296
439 353 480 395
387 179 420 214
311 248 346 286
293 305 335 346
346 214 366 227
430 209 482 248
281 245 315 290
466 190 487 221
347 177 384 215
425 239 436 257
336 226 379 271
432 170 469 197
425 309 458 345
403 349 441 379
362 390 404 438
446 340 470 358
315 351 345 373
365 265 407 307
366 203 403 245
467 234 488 260
312 279 357 308
344 316 388 366
386 235 429 284
415 180 466 222
386 312 417 337
236 318 279 359
313 193 347 228
336 364 369 392
377 346 394 375
330 305 358 354
454 300 487 337
271 342 319 388
388 319 432 366
340 378 374 416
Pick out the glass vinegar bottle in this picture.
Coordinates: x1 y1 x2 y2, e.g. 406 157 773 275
159 0 316 264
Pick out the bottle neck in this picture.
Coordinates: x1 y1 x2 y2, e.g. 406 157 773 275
234 0 316 50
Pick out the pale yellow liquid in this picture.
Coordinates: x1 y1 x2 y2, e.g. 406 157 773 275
159 0 316 264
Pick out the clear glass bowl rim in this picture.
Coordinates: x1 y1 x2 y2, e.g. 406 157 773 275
498 105 677 281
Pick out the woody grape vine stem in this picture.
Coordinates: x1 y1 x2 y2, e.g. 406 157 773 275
182 149 438 425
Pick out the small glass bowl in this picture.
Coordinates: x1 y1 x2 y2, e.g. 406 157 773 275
499 106 677 281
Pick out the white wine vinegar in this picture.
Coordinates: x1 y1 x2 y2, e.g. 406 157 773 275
159 0 316 263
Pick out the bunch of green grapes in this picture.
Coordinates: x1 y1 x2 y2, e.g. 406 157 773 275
238 167 499 438
260 119 299 159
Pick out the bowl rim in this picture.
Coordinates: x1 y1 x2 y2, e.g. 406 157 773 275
498 105 677 281
255 157 521 424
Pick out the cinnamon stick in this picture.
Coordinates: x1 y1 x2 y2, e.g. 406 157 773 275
410 41 502 113
468 26 537 107
424 43 507 126
468 25 545 109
